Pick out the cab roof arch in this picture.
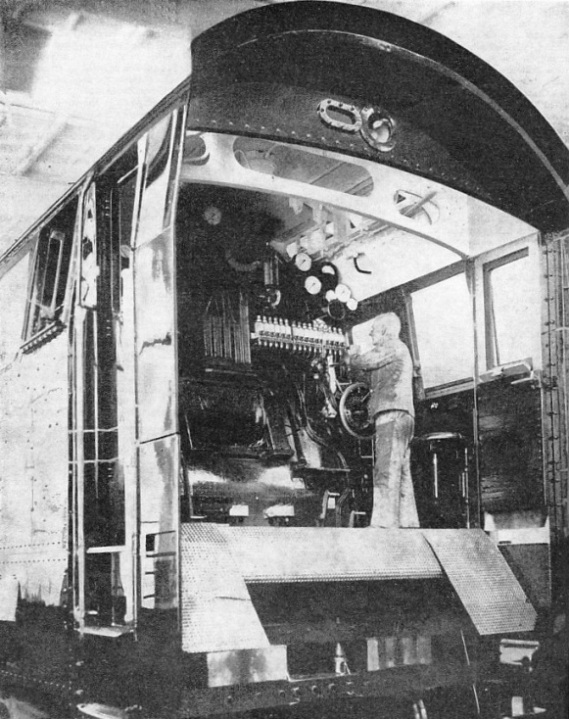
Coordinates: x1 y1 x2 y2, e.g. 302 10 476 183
189 0 569 233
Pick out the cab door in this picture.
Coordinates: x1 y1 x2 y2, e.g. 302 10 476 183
72 105 186 634
72 146 139 635
133 105 186 612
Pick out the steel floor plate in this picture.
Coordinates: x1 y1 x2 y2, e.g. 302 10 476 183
206 526 442 583
180 524 269 653
180 525 536 650
421 529 537 635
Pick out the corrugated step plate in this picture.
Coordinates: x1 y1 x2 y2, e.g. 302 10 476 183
421 529 537 635
180 524 269 653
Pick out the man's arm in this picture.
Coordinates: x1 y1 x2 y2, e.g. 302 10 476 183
348 346 396 371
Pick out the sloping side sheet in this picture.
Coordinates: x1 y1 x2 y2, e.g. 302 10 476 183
216 527 442 583
421 529 537 635
180 524 269 653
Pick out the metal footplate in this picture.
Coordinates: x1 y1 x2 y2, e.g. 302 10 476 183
180 524 536 659
421 529 537 635
214 526 443 583
180 524 270 653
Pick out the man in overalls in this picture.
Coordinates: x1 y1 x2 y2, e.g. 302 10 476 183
347 312 419 528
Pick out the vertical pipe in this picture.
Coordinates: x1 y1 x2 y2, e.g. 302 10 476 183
466 259 482 527
460 630 481 715
463 446 471 528
74 304 86 634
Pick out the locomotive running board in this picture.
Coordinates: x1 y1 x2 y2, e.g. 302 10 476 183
207 525 443 583
180 525 536 657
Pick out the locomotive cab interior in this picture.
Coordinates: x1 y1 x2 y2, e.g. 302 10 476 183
167 131 544 693
175 132 544 539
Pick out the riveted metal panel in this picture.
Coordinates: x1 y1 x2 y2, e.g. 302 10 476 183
0 328 69 606
421 529 537 635
189 526 442 584
180 524 269 653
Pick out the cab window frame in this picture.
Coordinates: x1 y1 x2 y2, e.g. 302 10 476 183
407 263 475 397
473 233 541 377
482 246 532 371
22 197 78 345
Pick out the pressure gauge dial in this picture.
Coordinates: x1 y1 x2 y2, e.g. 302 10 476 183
335 283 351 303
328 300 346 321
295 252 312 272
319 261 339 292
320 262 337 277
304 275 322 295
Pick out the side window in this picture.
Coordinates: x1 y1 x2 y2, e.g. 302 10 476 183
24 199 77 340
411 272 474 390
483 248 535 369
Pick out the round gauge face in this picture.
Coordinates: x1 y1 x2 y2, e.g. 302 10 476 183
304 275 322 295
203 205 222 226
295 252 312 272
328 300 346 321
320 262 338 277
335 283 351 303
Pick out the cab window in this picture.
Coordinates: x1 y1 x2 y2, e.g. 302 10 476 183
411 272 473 390
24 199 77 340
483 248 533 368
